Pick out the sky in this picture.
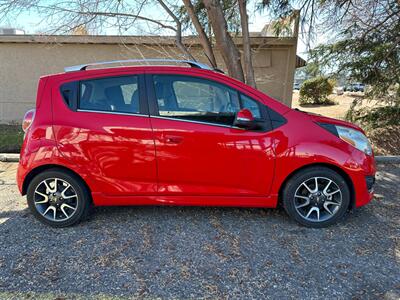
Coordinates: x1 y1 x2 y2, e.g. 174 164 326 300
1 1 323 57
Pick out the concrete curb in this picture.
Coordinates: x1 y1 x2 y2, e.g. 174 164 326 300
375 156 400 164
0 153 20 162
0 153 399 164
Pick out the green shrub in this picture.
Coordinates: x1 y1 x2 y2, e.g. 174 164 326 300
0 125 24 153
299 76 335 105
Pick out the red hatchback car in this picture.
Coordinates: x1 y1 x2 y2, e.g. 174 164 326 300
17 59 376 228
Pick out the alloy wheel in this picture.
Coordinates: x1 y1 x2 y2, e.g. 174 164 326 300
293 176 342 222
33 178 79 222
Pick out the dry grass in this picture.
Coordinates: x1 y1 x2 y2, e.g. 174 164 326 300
367 125 400 155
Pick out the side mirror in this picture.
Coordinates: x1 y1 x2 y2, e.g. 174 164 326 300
234 108 256 129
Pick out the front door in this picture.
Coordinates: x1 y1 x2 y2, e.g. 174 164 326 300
147 73 275 197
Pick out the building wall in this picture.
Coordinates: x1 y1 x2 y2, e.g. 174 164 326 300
0 36 296 123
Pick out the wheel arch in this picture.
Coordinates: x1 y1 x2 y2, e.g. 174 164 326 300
278 162 356 209
22 164 92 200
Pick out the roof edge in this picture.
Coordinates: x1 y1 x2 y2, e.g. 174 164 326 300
0 34 297 46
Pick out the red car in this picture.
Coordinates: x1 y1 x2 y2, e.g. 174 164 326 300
17 59 376 228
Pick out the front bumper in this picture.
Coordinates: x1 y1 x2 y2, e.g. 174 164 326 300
348 151 376 208
365 175 375 193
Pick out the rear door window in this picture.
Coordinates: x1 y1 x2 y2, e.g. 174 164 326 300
79 76 140 114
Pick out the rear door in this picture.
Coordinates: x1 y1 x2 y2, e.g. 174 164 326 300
146 72 276 197
52 72 157 196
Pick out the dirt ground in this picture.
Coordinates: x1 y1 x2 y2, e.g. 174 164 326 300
0 161 399 299
292 91 367 120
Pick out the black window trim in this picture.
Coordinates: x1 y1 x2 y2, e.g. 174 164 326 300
59 73 149 116
150 115 240 130
59 81 79 111
145 73 275 132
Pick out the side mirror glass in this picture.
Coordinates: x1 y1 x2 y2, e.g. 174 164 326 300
234 108 256 129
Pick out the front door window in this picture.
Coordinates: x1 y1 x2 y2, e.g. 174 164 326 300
153 75 240 126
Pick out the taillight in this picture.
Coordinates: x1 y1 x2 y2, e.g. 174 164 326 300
22 109 35 133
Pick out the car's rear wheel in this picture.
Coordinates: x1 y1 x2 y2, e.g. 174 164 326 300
282 166 350 228
27 169 91 227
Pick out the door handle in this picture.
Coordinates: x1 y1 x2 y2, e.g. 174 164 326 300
162 134 183 144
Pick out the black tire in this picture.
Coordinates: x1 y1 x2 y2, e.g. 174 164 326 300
282 166 350 228
27 169 92 228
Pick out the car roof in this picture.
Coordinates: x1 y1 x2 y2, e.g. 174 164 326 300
42 64 220 82
64 59 213 72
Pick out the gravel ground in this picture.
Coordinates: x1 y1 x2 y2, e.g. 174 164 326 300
0 162 399 299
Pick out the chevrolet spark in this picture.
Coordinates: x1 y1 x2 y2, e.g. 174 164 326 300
17 59 376 228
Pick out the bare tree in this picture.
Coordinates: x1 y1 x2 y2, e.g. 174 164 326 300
156 0 195 61
0 0 196 60
182 0 217 68
238 0 256 87
0 0 300 85
202 0 245 81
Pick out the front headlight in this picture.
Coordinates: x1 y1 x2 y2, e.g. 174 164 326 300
335 125 372 156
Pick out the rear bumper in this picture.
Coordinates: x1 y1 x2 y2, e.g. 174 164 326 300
16 164 25 194
17 145 32 195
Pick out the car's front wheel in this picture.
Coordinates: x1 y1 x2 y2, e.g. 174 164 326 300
27 169 91 227
282 166 350 228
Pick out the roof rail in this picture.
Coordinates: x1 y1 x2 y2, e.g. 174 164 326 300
64 59 213 72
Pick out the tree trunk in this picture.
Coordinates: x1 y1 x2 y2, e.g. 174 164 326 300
182 0 218 68
202 0 245 82
238 0 256 88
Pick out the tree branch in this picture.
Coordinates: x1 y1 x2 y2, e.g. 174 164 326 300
34 4 178 32
182 0 217 68
156 0 196 61
203 0 245 81
238 0 256 87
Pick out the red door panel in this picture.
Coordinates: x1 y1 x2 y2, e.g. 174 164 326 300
53 113 157 195
151 117 275 196
51 76 157 196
